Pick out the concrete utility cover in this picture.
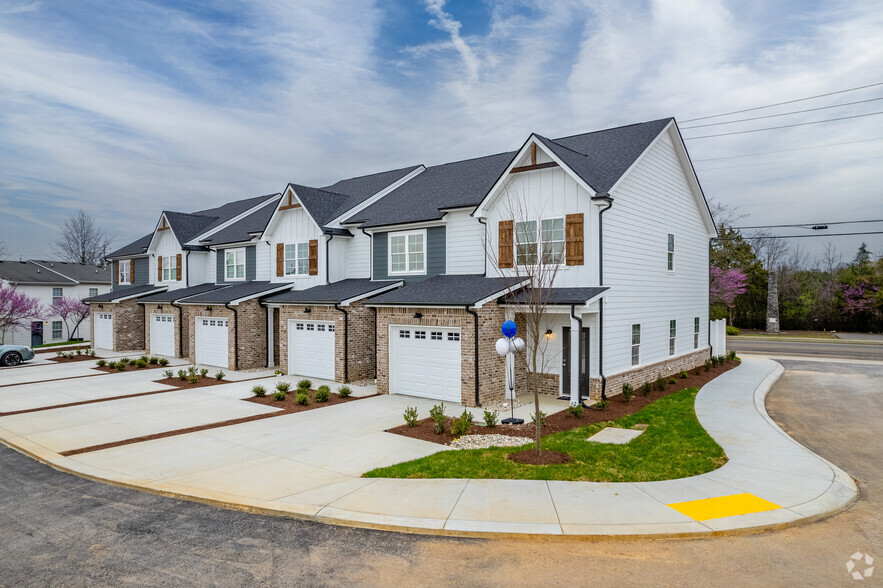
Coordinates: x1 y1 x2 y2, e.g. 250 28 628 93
587 427 644 444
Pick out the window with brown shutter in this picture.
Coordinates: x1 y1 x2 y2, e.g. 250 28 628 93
276 243 284 277
308 240 318 275
498 220 514 268
115 260 119 284
157 256 163 282
565 213 584 266
175 254 182 281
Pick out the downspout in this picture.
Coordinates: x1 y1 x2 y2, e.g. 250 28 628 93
170 300 184 358
477 217 488 276
370 306 377 380
708 239 713 351
570 304 584 406
595 194 613 402
184 250 190 287
224 303 239 371
334 304 349 383
464 305 482 407
361 228 373 280
325 234 334 285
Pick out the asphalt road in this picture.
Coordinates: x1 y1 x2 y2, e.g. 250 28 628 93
0 359 880 587
729 338 883 361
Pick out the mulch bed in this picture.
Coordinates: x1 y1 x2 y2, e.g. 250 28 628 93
387 360 741 447
35 345 90 355
507 449 573 465
154 376 228 390
48 355 98 363
245 388 372 413
93 363 168 373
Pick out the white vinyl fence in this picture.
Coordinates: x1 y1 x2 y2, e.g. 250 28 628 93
710 319 727 357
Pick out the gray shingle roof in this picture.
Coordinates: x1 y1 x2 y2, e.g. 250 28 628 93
177 281 292 305
137 283 231 304
0 260 76 284
503 287 608 305
262 279 401 305
322 165 422 222
107 233 153 258
162 211 217 245
286 184 355 231
366 274 520 306
83 284 167 303
28 261 112 284
344 152 515 228
199 196 282 246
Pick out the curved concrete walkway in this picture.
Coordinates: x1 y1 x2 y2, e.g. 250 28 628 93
0 358 858 538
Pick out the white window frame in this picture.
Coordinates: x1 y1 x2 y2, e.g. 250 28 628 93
283 242 310 276
694 317 700 349
225 248 246 281
161 255 177 282
667 234 675 271
388 229 426 276
52 320 63 339
89 287 98 298
515 217 565 266
669 319 677 356
631 324 641 366
119 260 131 284
52 287 63 305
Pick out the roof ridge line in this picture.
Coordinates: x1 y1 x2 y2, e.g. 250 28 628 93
550 117 674 143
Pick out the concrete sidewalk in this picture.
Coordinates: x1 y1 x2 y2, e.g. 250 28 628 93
0 358 858 538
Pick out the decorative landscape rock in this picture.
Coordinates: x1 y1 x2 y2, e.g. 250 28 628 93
450 434 534 450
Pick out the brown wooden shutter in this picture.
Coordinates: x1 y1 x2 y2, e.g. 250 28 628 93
175 254 182 281
276 243 284 277
308 240 318 275
565 213 584 266
157 256 163 281
115 261 119 284
498 220 514 268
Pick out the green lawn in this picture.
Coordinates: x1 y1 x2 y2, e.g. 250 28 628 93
365 389 727 482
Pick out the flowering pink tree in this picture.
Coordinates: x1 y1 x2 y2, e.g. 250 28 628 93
50 296 91 341
0 282 46 343
841 281 879 315
710 265 748 307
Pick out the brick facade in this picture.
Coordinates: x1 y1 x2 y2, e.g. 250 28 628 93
184 299 268 370
375 305 506 407
590 347 711 400
88 299 145 352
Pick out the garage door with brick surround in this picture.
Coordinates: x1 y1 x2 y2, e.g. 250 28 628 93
288 320 335 380
150 314 175 357
195 317 229 368
390 326 461 402
94 312 113 349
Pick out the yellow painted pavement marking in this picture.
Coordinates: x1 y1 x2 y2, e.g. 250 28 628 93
667 493 781 521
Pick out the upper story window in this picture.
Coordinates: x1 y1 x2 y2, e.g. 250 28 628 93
388 230 425 275
162 255 177 282
52 288 63 304
515 218 565 266
119 260 131 284
284 242 309 276
225 248 246 281
667 234 675 271
89 288 98 298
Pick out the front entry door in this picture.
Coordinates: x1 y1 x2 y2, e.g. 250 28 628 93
562 327 590 402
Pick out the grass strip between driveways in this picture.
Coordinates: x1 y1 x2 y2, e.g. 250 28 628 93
365 388 727 483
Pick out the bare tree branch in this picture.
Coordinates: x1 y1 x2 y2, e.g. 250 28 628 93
0 231 8 261
51 209 114 265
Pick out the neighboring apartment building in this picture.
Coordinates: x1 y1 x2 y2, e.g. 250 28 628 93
0 260 112 345
87 117 716 406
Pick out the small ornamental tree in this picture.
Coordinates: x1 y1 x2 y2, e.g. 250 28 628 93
841 280 879 315
0 282 46 343
50 296 91 340
710 265 748 308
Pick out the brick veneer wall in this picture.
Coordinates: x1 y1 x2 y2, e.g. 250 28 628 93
276 301 375 382
590 347 711 400
375 305 506 407
184 299 268 371
89 299 146 352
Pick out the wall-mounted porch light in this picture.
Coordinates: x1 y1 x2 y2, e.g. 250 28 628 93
545 329 553 337
413 312 423 319
304 307 311 313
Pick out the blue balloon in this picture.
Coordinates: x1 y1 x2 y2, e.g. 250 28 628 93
501 320 517 338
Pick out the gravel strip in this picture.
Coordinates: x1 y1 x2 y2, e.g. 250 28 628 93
481 398 531 412
450 434 535 450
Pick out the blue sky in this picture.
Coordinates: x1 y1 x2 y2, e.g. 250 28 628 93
1 0 881 264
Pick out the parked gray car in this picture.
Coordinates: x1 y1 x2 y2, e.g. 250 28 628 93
0 344 35 366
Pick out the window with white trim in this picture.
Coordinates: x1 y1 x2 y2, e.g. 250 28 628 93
162 256 177 281
52 320 63 339
225 248 245 281
669 319 677 356
119 260 131 284
89 288 98 297
52 288 63 304
667 234 675 271
516 218 565 265
284 242 309 276
388 230 425 275
694 317 700 349
631 324 641 366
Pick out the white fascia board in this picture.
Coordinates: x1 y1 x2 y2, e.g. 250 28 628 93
146 213 183 253
361 219 447 233
260 185 323 240
325 166 427 229
472 278 531 308
184 194 281 247
207 238 259 251
111 286 168 302
340 281 404 306
473 135 596 219
228 284 295 306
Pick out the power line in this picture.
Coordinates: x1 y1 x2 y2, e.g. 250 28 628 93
683 111 883 139
681 96 883 129
733 219 883 230
716 231 883 240
692 137 883 162
681 81 883 122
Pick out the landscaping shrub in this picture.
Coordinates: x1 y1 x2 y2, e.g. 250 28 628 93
177 369 187 381
694 369 701 376
337 385 352 398
139 355 148 363
295 391 309 405
622 383 634 402
88 349 96 357
704 359 712 371
115 361 127 371
655 377 665 391
127 358 137 366
75 348 83 356
727 350 737 361
641 382 652 397
200 368 208 378
135 358 148 369
315 385 330 402
717 355 726 365
710 356 719 367
403 406 419 427
187 365 198 377
668 378 677 385
567 404 584 419
297 379 312 390
96 359 106 367
158 358 169 366
595 399 609 411
451 409 474 436
163 369 174 379
188 374 199 384
215 370 225 381
530 410 547 427
276 381 291 393
483 409 499 427
148 356 159 365
726 325 739 336
252 385 267 397
429 403 446 434
273 390 286 401
679 370 688 379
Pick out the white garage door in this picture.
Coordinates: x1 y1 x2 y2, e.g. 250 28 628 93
390 326 461 402
94 312 113 350
150 314 175 357
195 316 229 368
288 320 335 380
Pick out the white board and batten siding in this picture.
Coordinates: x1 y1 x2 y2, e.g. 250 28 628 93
149 229 187 291
266 207 325 288
445 209 485 274
254 241 270 281
602 130 712 376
